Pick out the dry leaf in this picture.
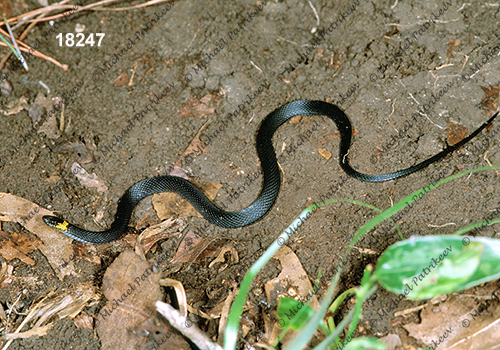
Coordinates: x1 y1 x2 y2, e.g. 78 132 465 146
264 246 320 347
152 180 222 219
135 218 186 259
2 97 28 115
97 251 163 350
135 209 160 231
289 115 302 124
447 39 461 58
113 71 129 87
30 282 100 328
37 113 62 139
0 241 35 265
446 121 468 146
72 243 101 266
404 294 500 349
178 94 216 119
264 245 320 309
0 262 13 288
72 162 108 192
5 282 100 341
170 230 219 266
180 119 210 160
208 244 239 269
50 140 94 164
317 148 332 159
74 312 95 330
480 85 499 115
0 193 75 279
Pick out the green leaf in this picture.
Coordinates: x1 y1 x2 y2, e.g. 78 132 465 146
277 297 316 330
374 235 484 299
342 337 387 350
459 236 500 290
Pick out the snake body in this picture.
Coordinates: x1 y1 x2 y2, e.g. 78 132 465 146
43 100 499 244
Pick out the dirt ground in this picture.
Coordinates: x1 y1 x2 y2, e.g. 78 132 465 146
1 0 500 349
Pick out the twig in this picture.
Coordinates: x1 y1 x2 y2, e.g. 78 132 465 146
0 41 68 70
249 60 262 73
1 295 49 350
307 0 320 33
5 0 172 25
92 0 173 12
428 222 456 228
0 0 172 72
1 8 27 71
156 301 223 350
0 10 47 71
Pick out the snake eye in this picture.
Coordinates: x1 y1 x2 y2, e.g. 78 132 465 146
43 215 64 227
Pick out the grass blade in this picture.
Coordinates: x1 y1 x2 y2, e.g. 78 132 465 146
285 165 500 350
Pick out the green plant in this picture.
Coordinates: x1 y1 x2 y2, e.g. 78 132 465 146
223 165 500 350
0 8 26 70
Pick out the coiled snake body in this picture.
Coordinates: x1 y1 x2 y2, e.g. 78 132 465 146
43 100 499 244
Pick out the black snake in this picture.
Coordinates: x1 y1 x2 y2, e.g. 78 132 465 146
43 100 499 244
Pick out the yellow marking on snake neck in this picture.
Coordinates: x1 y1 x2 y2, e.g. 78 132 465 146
56 221 69 231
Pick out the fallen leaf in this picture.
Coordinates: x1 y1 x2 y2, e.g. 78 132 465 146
152 180 221 219
480 85 499 116
317 148 332 159
446 121 468 146
0 193 75 279
0 241 35 265
178 94 216 119
135 218 186 258
289 115 302 124
97 251 163 350
160 164 190 180
50 139 94 164
2 96 28 115
170 230 219 267
37 113 61 139
447 312 500 350
31 282 99 328
73 312 94 330
0 262 13 288
135 209 159 231
379 334 402 350
208 244 239 269
179 119 210 160
27 92 48 126
113 71 129 87
72 162 108 192
72 243 101 266
447 39 461 58
5 282 100 341
264 246 320 348
265 245 320 310
404 292 500 349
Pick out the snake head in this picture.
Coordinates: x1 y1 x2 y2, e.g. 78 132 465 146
43 216 69 231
